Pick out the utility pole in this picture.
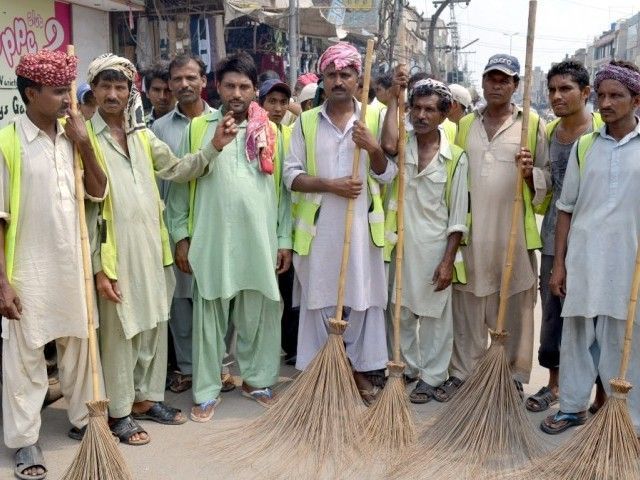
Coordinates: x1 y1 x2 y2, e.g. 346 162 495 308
288 0 299 87
427 0 469 79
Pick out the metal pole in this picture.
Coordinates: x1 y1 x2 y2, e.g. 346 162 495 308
289 0 299 86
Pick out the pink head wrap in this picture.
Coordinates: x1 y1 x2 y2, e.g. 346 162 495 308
245 102 275 175
16 50 77 86
297 72 319 86
594 63 640 95
318 42 362 75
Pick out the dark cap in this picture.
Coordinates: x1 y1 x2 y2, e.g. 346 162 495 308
259 79 291 101
483 54 520 77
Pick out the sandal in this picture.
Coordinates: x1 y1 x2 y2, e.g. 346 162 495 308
433 376 464 403
409 379 436 404
514 380 524 400
190 398 222 423
403 374 419 385
359 386 381 407
364 369 387 389
241 385 276 408
14 444 47 480
167 371 192 394
221 373 236 393
540 410 587 435
132 402 187 425
67 426 86 441
110 415 150 446
526 386 558 413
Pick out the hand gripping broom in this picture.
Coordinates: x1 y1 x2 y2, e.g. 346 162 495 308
389 2 546 479
501 240 640 480
61 44 133 480
204 40 377 480
360 77 416 453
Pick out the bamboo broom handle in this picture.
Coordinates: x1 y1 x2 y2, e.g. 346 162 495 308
618 239 640 380
391 85 406 362
334 39 375 323
67 45 101 401
495 0 537 333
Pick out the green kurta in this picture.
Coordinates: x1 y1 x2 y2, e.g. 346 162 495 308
89 112 219 339
166 110 292 302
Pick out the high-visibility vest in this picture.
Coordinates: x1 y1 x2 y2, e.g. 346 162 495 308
575 131 599 174
292 105 386 255
187 112 282 236
86 122 173 280
0 123 23 283
534 113 604 214
455 111 543 250
442 118 457 145
383 139 468 283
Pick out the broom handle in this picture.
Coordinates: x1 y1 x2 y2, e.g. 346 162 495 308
67 45 101 401
335 39 375 322
391 86 406 362
618 239 640 380
495 0 537 333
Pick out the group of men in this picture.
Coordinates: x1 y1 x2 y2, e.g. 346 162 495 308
1 38 639 480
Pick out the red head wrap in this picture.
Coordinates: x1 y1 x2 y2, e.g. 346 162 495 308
16 50 77 86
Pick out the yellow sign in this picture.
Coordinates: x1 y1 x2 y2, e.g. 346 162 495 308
344 0 373 10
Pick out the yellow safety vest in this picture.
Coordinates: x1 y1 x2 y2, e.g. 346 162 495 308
0 123 23 282
86 122 173 280
456 111 543 250
383 139 468 283
292 105 386 255
441 118 457 145
187 113 282 236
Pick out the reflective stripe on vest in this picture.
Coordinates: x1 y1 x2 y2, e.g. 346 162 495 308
86 122 173 279
0 124 21 283
455 111 542 250
576 132 597 174
382 143 467 283
293 105 386 255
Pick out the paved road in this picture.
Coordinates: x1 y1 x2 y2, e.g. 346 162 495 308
0 294 585 479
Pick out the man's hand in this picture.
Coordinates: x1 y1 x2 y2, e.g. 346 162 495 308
212 111 239 151
432 260 454 292
330 176 363 199
276 249 292 274
352 121 379 154
391 64 409 98
516 147 534 180
64 109 90 145
95 271 122 303
549 263 567 298
175 239 192 274
0 280 22 319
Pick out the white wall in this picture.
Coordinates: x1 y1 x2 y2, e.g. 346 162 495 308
72 5 110 83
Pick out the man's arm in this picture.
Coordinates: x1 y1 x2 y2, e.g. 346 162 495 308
380 65 408 156
0 221 21 319
352 120 388 175
550 211 572 298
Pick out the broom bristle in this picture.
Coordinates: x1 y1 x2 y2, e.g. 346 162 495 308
60 399 133 480
360 362 415 453
207 319 366 479
497 379 640 480
390 334 546 480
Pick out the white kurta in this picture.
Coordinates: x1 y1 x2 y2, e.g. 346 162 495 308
0 115 104 350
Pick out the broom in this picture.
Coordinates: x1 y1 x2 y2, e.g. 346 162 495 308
360 73 415 453
61 44 133 480
389 2 546 478
499 240 640 480
204 40 377 480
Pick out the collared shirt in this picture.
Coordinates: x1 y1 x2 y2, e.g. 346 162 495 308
392 129 469 317
557 118 640 320
283 100 398 310
0 115 105 349
455 104 550 297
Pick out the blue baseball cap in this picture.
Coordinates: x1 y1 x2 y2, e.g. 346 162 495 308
259 79 291 101
483 54 520 77
76 83 92 104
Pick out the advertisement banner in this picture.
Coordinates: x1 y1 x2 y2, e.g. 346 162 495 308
0 1 70 127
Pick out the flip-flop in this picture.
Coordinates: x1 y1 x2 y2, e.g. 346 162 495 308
241 387 276 408
526 386 558 413
132 402 187 425
14 444 47 480
190 398 222 423
540 410 587 435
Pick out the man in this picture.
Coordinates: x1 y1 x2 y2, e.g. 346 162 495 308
0 50 107 480
525 60 605 414
543 60 640 434
258 78 300 365
77 82 98 120
144 61 175 127
374 72 393 106
381 73 468 404
151 54 215 395
283 42 397 405
447 84 472 124
166 52 291 422
298 83 318 112
86 53 220 445
435 54 549 402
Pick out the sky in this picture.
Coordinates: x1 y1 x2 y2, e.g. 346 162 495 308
407 0 639 87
